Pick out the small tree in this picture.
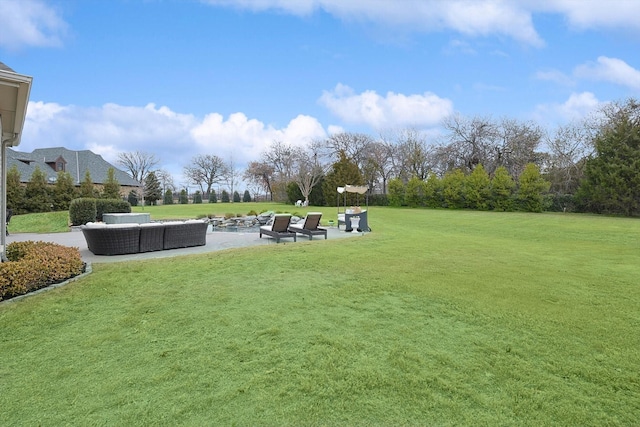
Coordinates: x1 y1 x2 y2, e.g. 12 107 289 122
465 164 491 210
52 171 78 211
193 191 203 204
127 190 139 206
102 167 121 199
233 191 241 203
144 171 162 206
163 188 174 205
79 170 96 198
209 190 217 204
221 190 230 203
424 172 443 208
490 166 516 211
243 190 251 202
24 167 52 213
179 189 188 204
442 169 466 209
517 163 550 212
6 165 25 214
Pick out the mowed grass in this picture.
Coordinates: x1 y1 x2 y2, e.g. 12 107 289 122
1 208 639 425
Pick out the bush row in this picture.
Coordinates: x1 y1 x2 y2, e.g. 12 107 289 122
0 241 85 301
69 198 132 225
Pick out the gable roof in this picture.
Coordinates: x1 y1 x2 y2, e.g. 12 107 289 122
7 147 141 187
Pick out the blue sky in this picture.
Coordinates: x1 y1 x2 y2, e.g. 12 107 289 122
2 0 640 185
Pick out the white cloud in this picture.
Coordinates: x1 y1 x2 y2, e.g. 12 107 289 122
535 69 575 86
319 83 453 130
574 56 640 91
0 0 67 50
22 101 327 183
205 0 544 46
534 92 602 124
535 0 640 31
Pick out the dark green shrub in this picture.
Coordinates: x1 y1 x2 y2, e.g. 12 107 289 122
179 189 188 204
69 198 97 226
164 189 174 205
243 190 251 202
368 194 388 206
96 199 131 221
233 191 241 203
221 190 230 203
209 191 217 203
193 191 203 204
1 241 84 301
128 190 139 206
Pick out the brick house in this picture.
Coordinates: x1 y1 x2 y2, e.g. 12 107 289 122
7 147 142 196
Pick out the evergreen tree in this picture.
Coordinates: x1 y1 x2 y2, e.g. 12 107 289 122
233 191 241 203
442 169 466 209
24 167 52 213
128 190 139 206
193 191 203 204
424 172 443 208
577 100 640 216
465 164 491 210
517 163 550 212
221 190 230 203
79 170 96 198
322 151 364 207
6 165 25 214
163 188 174 205
490 166 516 211
52 171 78 211
243 190 251 202
179 189 188 204
209 190 217 203
102 167 121 199
143 171 162 205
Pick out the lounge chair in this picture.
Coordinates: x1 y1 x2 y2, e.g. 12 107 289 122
289 212 327 240
259 214 297 243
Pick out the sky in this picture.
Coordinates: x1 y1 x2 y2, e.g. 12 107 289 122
1 0 640 187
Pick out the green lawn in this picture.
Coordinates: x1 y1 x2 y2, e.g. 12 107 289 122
1 207 639 425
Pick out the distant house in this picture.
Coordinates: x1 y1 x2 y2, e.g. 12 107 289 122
7 147 142 196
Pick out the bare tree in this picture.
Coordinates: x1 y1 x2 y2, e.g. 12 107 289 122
244 161 275 201
155 169 176 194
545 120 594 194
117 151 159 183
324 132 374 169
292 145 326 205
223 156 241 200
183 154 227 197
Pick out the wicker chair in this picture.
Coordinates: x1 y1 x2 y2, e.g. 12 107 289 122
288 212 327 240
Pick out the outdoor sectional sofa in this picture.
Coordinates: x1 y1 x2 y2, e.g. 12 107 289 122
81 220 208 255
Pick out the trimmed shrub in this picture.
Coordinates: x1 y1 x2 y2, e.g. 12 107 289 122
69 198 97 226
233 191 241 203
221 190 230 203
193 191 203 204
1 241 85 301
209 191 217 203
243 190 251 202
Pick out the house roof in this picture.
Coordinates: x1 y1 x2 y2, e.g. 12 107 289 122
7 147 142 187
0 61 15 72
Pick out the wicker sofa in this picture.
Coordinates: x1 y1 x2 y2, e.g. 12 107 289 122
81 220 208 255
